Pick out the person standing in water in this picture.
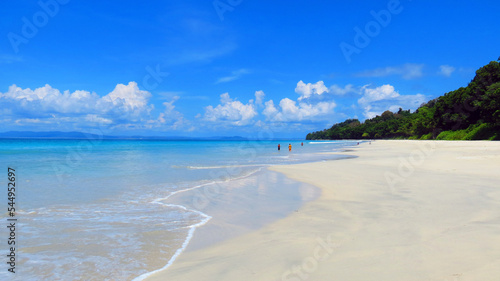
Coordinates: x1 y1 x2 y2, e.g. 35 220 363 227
278 144 280 151
288 144 292 151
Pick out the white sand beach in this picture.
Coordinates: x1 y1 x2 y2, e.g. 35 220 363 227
146 140 500 281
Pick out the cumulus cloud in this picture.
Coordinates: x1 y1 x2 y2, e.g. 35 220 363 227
1 82 153 118
295 81 356 101
152 96 187 130
263 98 336 122
357 84 426 119
203 93 257 126
438 65 456 77
99 82 153 121
1 84 100 116
254 90 265 106
0 82 184 131
254 80 343 123
103 83 151 109
262 100 279 119
358 84 400 104
356 63 424 80
201 86 337 127
295 80 329 100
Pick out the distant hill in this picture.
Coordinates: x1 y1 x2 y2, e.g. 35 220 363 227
306 59 500 140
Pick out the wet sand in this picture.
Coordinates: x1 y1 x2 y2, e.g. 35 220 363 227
145 140 500 281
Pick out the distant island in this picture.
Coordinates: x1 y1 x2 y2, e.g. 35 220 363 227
306 59 500 140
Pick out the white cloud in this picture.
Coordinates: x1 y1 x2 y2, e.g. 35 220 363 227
357 84 426 119
1 82 154 118
203 93 257 126
1 84 100 114
362 105 377 119
358 84 400 104
295 81 357 101
154 96 186 130
356 63 424 80
279 98 299 117
0 82 186 131
215 69 250 84
254 90 265 106
263 100 279 119
438 65 456 77
263 98 336 122
295 80 328 100
258 81 342 123
15 118 48 124
85 114 113 124
99 82 153 120
201 87 336 127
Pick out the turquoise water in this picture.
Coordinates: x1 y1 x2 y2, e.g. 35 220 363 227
0 139 357 280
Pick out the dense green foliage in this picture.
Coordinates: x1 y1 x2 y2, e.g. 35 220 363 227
306 60 500 140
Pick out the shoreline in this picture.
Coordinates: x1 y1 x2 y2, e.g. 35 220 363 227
133 144 356 280
137 165 323 280
133 168 265 281
145 140 500 280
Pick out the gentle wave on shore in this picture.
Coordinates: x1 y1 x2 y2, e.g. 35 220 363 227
0 139 356 280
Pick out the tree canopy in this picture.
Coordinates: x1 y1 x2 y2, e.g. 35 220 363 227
306 60 500 141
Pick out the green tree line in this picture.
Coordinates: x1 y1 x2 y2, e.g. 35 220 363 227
306 59 500 140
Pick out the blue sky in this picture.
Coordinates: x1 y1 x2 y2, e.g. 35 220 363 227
1 0 499 138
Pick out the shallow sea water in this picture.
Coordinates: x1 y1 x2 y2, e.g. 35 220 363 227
0 139 357 280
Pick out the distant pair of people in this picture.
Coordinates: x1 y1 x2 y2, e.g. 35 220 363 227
278 143 302 151
277 144 292 151
277 144 291 151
